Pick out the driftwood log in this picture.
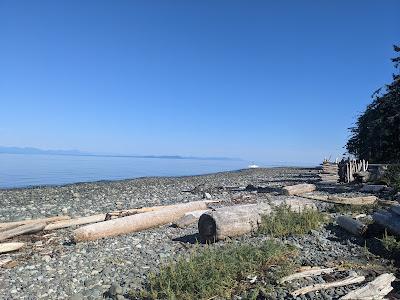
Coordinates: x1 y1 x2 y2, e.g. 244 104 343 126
44 205 173 231
198 203 272 241
0 242 25 254
373 209 400 236
279 266 334 283
390 204 400 216
291 274 365 296
0 258 12 267
336 216 368 236
173 210 210 228
341 273 395 300
282 184 316 196
300 194 377 206
360 185 386 193
0 216 70 231
73 201 214 242
0 223 46 242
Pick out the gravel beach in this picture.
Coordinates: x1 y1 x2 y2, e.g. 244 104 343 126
0 168 398 299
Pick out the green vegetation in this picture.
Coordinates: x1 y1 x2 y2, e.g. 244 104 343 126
383 165 400 191
258 205 327 237
346 45 400 163
130 240 296 300
379 230 400 253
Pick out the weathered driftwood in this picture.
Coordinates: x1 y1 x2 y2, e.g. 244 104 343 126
44 205 172 231
0 216 70 230
279 266 334 283
279 198 317 212
341 273 395 300
300 194 377 206
0 258 12 267
0 242 25 254
373 209 400 236
74 201 215 242
291 274 365 296
0 223 46 242
360 184 386 193
336 216 368 236
0 224 20 233
390 204 400 216
198 204 272 241
282 184 316 196
173 210 210 228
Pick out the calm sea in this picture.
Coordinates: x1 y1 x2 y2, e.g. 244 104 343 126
0 154 250 189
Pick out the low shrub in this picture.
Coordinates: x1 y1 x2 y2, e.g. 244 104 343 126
258 205 327 237
130 240 296 300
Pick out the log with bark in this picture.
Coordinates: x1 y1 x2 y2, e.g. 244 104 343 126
198 203 272 241
341 273 395 300
336 216 368 236
282 184 316 196
173 210 210 228
44 205 173 231
0 223 46 242
291 274 365 296
373 209 400 236
0 216 70 231
0 242 25 254
73 201 215 242
279 266 334 283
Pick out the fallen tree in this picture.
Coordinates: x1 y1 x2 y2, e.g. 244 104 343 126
282 184 316 196
341 273 395 300
300 194 377 206
0 242 25 254
0 216 70 231
73 201 215 242
0 223 46 242
198 204 272 241
173 210 210 228
373 209 400 236
336 216 368 236
291 274 365 296
44 205 172 231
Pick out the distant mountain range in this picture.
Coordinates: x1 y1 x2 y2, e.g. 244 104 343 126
0 146 241 161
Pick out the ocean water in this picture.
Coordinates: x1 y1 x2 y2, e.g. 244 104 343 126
0 154 250 189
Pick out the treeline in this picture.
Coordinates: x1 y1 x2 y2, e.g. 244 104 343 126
346 45 400 163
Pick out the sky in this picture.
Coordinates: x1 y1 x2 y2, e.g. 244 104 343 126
0 1 399 164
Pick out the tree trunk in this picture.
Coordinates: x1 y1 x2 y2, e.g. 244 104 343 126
282 184 316 196
198 204 272 241
373 210 400 236
173 210 210 228
0 223 46 242
341 273 395 300
0 242 25 254
44 205 174 231
73 201 213 242
0 216 70 231
336 216 367 236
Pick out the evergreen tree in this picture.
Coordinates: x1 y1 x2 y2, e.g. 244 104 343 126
346 45 400 163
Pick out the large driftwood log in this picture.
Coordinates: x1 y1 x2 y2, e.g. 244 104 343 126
341 273 395 300
0 223 46 242
279 266 334 283
336 216 368 236
73 201 214 242
173 210 210 228
44 205 173 231
0 216 70 230
282 184 316 196
300 194 377 206
291 274 365 296
373 209 400 236
390 204 400 216
360 185 386 193
0 242 25 254
198 204 272 241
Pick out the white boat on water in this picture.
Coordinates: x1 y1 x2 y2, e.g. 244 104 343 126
248 164 259 169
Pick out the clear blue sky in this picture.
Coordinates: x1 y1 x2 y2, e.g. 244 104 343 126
1 1 399 164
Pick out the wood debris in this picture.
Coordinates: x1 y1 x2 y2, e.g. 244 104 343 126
341 273 395 300
278 266 334 283
336 216 368 236
282 184 316 196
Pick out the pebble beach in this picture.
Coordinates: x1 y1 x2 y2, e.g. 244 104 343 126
0 168 397 299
